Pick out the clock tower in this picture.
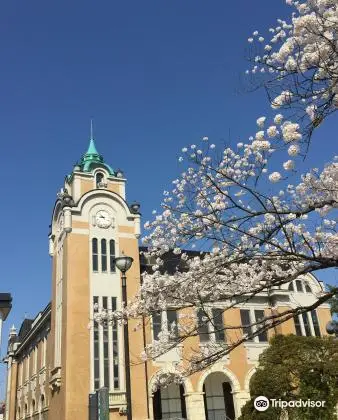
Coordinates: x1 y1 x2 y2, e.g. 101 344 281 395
47 134 146 420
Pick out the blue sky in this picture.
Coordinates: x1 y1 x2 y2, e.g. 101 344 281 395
0 0 336 397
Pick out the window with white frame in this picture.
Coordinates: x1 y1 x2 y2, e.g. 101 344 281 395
197 308 225 343
293 310 321 337
25 355 29 381
92 238 116 273
109 240 116 273
18 361 23 386
240 309 268 343
152 310 178 341
154 383 187 419
92 238 99 272
101 240 107 272
92 296 120 391
33 346 38 375
93 296 100 390
42 336 47 368
288 279 313 293
111 297 119 389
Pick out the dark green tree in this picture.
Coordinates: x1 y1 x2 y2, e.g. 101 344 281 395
239 335 338 420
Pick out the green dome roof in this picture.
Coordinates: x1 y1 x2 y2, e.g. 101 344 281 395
76 137 114 175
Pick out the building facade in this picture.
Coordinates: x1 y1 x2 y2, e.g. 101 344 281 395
4 137 332 420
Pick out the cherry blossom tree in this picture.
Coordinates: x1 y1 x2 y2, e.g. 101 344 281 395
246 0 337 155
95 0 338 378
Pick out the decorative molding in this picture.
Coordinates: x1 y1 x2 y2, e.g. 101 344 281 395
49 367 61 391
244 342 269 363
196 363 241 393
109 391 127 411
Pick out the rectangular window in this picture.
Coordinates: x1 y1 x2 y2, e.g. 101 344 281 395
102 297 109 388
18 362 22 386
311 310 321 337
33 347 37 375
111 297 119 389
302 312 312 336
109 240 116 272
160 384 185 418
197 310 209 343
42 337 46 368
254 310 268 342
167 310 178 340
93 296 100 390
101 239 107 272
92 239 98 272
152 312 162 341
212 308 225 342
240 309 253 341
296 280 303 292
305 282 312 293
294 315 302 336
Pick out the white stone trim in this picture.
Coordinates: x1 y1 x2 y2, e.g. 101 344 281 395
244 366 256 393
148 367 193 420
196 363 241 393
70 228 90 235
148 367 193 393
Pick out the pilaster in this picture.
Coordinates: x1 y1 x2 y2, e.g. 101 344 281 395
185 392 206 420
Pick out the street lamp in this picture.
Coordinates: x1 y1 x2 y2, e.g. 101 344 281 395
114 254 134 420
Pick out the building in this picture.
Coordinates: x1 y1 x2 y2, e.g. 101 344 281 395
0 293 12 355
3 135 332 420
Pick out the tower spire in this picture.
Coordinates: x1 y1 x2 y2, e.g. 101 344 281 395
72 121 115 175
90 118 94 140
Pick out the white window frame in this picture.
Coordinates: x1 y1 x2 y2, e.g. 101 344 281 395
151 310 178 342
91 237 116 274
289 279 313 293
240 308 268 344
92 295 121 392
294 310 321 337
33 346 38 375
196 307 225 344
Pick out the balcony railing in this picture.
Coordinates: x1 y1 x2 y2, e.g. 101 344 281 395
109 391 127 409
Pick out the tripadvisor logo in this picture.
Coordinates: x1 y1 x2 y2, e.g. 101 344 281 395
254 396 269 411
254 396 326 411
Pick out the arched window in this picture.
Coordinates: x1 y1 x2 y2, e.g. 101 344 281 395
203 373 235 420
41 394 45 409
92 239 98 272
101 239 107 272
32 399 36 414
304 282 312 293
153 383 186 419
295 279 303 292
96 172 104 188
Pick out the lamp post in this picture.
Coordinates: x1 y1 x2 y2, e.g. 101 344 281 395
114 254 134 420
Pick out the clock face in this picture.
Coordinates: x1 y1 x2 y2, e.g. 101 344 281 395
95 210 112 228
